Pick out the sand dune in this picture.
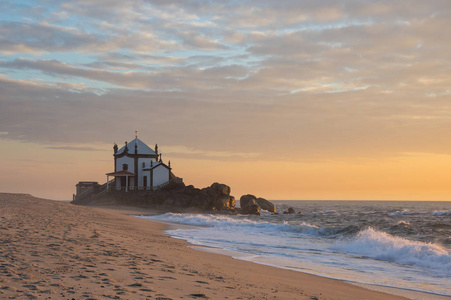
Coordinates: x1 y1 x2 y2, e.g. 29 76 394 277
0 193 407 299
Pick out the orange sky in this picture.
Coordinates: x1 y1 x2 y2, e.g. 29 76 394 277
1 1 451 200
1 140 451 200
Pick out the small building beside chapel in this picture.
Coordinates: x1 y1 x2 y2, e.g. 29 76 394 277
106 133 174 191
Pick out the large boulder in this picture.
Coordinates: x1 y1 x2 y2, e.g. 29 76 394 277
240 194 276 215
213 195 231 211
240 194 260 215
256 197 276 213
283 207 296 214
244 203 260 215
240 194 257 208
210 182 231 196
201 182 234 211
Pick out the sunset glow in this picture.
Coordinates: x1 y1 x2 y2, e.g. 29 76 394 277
1 1 451 200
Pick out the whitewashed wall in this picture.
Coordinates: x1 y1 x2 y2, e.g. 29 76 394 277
116 156 134 173
137 158 156 186
115 156 169 188
153 165 170 187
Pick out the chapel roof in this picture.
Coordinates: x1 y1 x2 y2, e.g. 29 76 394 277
116 137 156 156
106 170 135 176
143 161 171 171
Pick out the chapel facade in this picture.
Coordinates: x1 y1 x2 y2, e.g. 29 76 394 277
106 133 173 191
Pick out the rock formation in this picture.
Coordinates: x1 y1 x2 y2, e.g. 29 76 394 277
283 207 296 214
239 194 277 215
256 197 276 213
239 194 261 215
72 182 236 213
72 180 277 216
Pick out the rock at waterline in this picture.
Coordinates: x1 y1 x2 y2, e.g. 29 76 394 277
240 194 277 215
239 194 261 215
77 181 236 212
256 197 276 213
283 207 296 214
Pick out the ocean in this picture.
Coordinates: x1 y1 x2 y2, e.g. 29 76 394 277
137 201 450 297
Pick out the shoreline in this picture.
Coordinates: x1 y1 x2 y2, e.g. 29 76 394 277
190 246 450 300
137 214 450 300
0 193 415 299
89 208 413 300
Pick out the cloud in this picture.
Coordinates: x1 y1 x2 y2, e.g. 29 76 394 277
163 145 262 160
0 58 252 91
45 146 109 152
2 72 451 163
1 0 451 163
0 21 105 54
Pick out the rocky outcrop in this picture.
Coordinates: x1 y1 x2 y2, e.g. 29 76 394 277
244 203 260 215
229 196 236 208
208 183 233 211
239 194 261 215
256 197 276 213
74 182 237 213
283 207 296 214
240 194 257 209
158 182 236 211
239 194 277 215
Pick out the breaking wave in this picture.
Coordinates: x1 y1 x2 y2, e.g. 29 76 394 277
137 201 451 296
141 214 450 275
389 210 417 216
143 213 363 238
332 227 451 275
312 210 339 215
141 213 298 232
390 209 451 216
432 210 451 216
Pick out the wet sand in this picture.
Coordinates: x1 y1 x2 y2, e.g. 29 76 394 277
0 193 408 299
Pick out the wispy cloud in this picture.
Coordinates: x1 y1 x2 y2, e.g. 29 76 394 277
45 146 109 152
163 145 261 160
1 0 451 161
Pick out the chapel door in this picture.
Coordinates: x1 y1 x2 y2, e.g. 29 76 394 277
120 177 126 190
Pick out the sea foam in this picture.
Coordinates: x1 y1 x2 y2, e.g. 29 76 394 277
142 214 451 274
332 227 451 275
142 213 298 233
312 210 339 215
144 213 350 237
432 210 451 216
138 202 451 296
389 210 416 216
390 209 451 216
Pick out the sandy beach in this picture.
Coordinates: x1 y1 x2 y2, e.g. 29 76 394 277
0 193 409 300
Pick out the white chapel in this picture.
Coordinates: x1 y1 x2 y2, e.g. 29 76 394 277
106 132 176 191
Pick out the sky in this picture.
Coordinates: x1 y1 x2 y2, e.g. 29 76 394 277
1 1 451 201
